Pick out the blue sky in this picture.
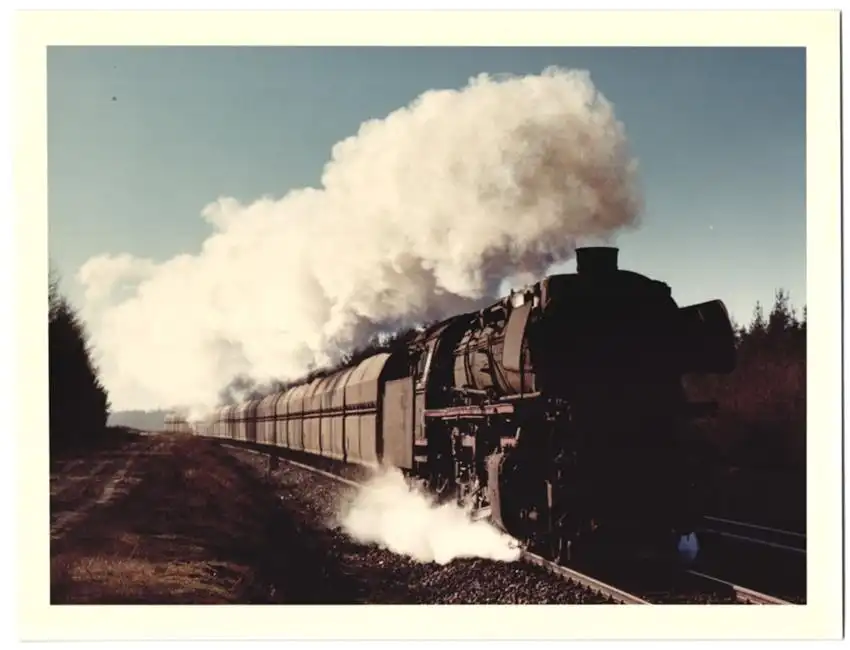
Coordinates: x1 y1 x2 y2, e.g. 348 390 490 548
48 46 806 328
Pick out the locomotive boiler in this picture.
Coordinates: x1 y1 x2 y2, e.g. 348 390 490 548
169 246 737 565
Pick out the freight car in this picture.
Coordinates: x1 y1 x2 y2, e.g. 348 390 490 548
166 247 736 565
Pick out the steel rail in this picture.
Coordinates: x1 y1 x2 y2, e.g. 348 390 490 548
703 515 806 540
700 528 806 555
700 515 806 555
222 443 362 489
521 550 650 604
686 570 793 605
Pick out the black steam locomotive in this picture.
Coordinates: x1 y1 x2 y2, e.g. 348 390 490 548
168 247 736 564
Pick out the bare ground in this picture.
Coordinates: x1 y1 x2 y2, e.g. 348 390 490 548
49 431 349 604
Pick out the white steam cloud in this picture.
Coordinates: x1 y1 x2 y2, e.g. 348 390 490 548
78 66 642 414
336 467 521 565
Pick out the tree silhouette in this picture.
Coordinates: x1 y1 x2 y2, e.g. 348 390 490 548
684 287 806 474
49 266 111 456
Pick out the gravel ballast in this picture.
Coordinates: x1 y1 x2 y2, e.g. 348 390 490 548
225 446 614 604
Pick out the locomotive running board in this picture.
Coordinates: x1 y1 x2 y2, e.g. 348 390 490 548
424 403 514 418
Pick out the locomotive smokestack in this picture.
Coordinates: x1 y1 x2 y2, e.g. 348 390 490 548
576 247 619 274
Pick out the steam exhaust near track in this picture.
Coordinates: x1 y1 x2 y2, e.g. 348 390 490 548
336 467 521 565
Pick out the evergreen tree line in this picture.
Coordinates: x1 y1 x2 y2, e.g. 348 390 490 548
684 289 806 471
49 269 111 456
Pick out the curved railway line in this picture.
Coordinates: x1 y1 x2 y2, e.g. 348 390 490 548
215 438 794 606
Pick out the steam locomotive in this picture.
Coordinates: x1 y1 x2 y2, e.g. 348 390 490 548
166 247 737 565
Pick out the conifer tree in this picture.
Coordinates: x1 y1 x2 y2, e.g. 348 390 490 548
48 266 111 455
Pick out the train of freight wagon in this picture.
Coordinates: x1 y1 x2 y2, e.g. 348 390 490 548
166 246 737 565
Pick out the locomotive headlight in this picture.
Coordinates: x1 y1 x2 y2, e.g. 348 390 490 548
676 532 700 564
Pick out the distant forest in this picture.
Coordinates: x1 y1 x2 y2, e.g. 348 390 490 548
107 410 170 432
684 289 806 472
50 267 805 476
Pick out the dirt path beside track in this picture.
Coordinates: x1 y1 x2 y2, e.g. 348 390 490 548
50 432 342 604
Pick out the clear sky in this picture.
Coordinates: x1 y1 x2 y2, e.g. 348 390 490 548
48 45 806 331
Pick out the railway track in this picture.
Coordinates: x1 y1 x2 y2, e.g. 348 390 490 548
219 442 647 603
216 439 792 605
692 514 806 603
686 571 792 605
700 515 806 554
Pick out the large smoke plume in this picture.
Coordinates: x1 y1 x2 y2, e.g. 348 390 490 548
77 67 642 415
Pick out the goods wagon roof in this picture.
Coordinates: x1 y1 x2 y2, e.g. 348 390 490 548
282 382 309 404
281 378 319 409
275 384 304 413
274 385 299 413
257 392 282 417
304 374 333 400
328 366 357 403
235 398 262 417
312 367 352 398
345 352 391 405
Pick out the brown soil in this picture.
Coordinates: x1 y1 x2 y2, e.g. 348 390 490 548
49 431 343 604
